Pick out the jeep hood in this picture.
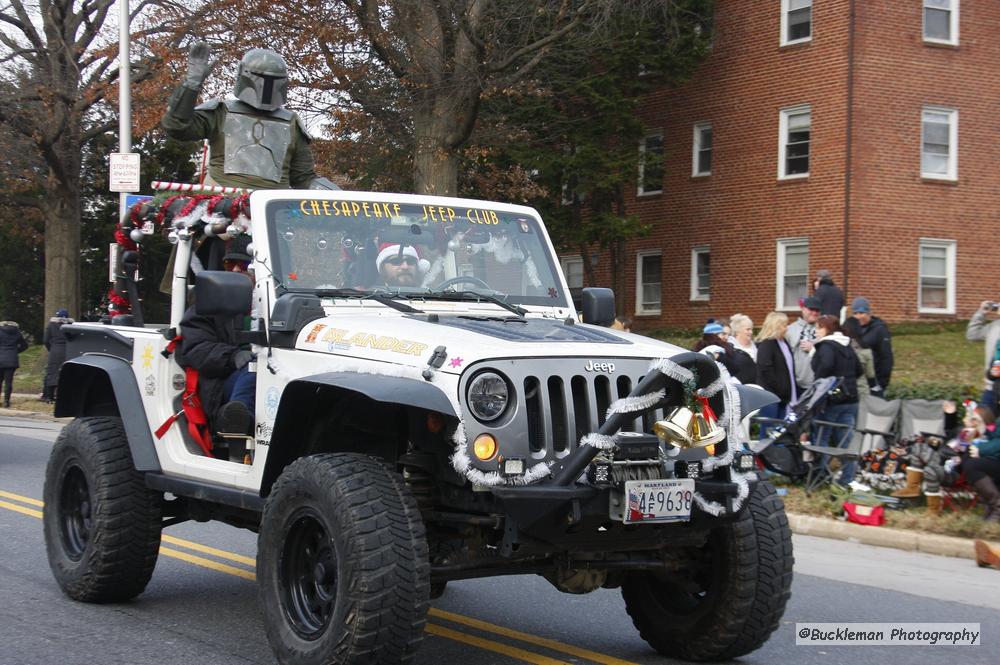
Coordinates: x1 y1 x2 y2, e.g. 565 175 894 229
293 312 686 372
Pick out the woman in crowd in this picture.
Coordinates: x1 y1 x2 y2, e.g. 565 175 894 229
811 315 864 486
843 323 876 398
0 318 29 408
693 321 755 384
729 313 757 361
754 312 796 435
964 406 1000 523
41 308 73 403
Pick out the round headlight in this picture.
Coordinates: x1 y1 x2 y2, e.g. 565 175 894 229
467 372 510 422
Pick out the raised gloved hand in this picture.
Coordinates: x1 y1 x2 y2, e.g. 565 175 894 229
233 350 253 370
183 40 215 89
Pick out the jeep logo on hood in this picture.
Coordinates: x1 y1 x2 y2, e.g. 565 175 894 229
584 360 615 373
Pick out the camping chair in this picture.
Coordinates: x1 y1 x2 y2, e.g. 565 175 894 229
852 394 902 455
802 418 857 495
898 398 945 440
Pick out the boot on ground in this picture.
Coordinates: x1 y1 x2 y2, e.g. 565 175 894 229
892 467 924 498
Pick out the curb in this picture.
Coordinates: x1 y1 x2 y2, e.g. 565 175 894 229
787 512 997 561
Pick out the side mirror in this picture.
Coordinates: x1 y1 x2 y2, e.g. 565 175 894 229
194 270 253 317
582 287 615 327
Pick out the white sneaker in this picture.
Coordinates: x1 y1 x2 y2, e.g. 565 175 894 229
848 480 872 492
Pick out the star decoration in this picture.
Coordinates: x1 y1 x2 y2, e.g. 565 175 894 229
449 357 464 368
288 272 298 281
548 287 558 298
141 344 154 369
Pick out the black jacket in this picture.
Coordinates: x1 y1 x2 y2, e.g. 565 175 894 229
0 321 28 369
814 279 844 317
43 316 74 387
174 307 244 423
756 338 795 403
729 346 757 385
811 333 864 404
843 316 893 389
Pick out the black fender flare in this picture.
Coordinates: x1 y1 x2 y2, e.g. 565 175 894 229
261 372 457 494
54 355 160 472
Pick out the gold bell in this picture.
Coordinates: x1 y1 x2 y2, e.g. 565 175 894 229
689 411 726 448
653 406 695 447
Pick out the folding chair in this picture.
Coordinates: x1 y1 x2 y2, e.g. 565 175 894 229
802 418 857 495
852 394 902 455
899 398 945 439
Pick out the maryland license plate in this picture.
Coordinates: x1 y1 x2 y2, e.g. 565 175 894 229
623 479 695 524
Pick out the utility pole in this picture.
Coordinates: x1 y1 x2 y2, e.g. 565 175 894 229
118 0 132 221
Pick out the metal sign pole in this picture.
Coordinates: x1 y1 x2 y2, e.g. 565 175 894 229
118 0 131 222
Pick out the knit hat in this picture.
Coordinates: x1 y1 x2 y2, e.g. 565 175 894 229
703 322 725 335
375 243 430 274
55 308 69 318
816 269 832 280
224 235 253 263
852 296 871 313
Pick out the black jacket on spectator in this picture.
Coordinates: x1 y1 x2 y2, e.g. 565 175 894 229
43 316 73 388
811 333 864 404
843 316 894 389
174 307 243 424
729 346 757 385
0 321 28 368
814 279 844 317
756 338 795 403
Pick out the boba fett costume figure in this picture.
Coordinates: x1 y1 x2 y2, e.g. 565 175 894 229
162 41 337 190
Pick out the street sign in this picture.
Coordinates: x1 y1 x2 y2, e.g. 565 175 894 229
110 153 141 192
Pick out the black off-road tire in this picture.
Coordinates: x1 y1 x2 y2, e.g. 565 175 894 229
622 479 793 661
43 417 163 603
258 453 430 665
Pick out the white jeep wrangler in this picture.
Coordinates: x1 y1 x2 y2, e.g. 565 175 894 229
43 189 792 664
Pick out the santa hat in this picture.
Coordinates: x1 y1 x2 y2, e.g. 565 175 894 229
375 242 430 274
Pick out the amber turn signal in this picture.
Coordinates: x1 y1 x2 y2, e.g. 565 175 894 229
473 434 498 461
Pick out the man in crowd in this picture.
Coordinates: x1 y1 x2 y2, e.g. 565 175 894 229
785 295 821 393
843 296 893 393
813 269 844 317
967 300 1000 409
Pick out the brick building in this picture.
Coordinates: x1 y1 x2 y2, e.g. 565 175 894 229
561 0 999 329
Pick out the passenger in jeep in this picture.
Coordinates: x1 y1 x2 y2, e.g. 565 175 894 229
376 242 430 287
175 239 257 436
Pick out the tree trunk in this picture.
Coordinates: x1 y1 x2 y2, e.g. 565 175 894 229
41 135 83 322
412 104 460 196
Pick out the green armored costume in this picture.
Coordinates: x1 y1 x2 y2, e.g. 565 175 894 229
162 42 337 190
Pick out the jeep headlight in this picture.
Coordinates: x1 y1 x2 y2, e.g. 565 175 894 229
467 371 510 422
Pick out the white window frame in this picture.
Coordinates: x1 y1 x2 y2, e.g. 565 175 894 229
780 0 813 47
635 250 662 315
923 0 959 46
692 122 712 176
560 255 584 290
638 132 664 196
776 238 810 311
778 105 811 180
917 238 956 314
690 246 710 301
921 106 958 181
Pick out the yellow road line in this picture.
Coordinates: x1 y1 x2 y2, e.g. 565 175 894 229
161 534 257 566
425 623 570 665
0 490 43 507
1 489 635 665
429 608 640 665
0 499 43 519
160 547 257 581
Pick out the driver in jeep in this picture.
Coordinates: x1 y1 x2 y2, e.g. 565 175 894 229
376 242 430 287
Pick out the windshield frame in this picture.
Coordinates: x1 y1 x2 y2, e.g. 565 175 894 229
250 190 573 312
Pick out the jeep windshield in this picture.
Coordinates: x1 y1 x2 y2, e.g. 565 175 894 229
264 196 569 308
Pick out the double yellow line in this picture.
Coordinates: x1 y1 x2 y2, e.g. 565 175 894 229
0 489 637 665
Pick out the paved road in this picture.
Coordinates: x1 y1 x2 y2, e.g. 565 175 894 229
2 416 999 665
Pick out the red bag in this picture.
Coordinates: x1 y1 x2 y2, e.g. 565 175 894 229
843 502 885 526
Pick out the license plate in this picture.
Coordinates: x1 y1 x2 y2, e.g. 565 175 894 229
623 478 695 524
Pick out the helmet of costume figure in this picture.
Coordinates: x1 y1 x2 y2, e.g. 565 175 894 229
233 48 288 112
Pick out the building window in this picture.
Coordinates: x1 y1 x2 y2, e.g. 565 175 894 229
636 251 662 315
638 133 664 195
918 239 956 313
924 0 959 45
692 123 712 176
781 0 812 46
561 256 584 290
776 238 809 310
921 107 958 180
690 246 710 301
778 106 811 179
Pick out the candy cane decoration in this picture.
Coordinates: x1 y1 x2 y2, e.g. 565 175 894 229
152 180 253 195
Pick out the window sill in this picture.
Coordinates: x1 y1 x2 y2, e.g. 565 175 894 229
780 37 812 49
637 190 663 198
778 174 810 182
690 297 710 303
923 38 959 49
921 176 958 185
635 310 662 317
918 308 956 316
691 173 711 179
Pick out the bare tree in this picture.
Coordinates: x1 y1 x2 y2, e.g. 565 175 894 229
0 0 197 321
